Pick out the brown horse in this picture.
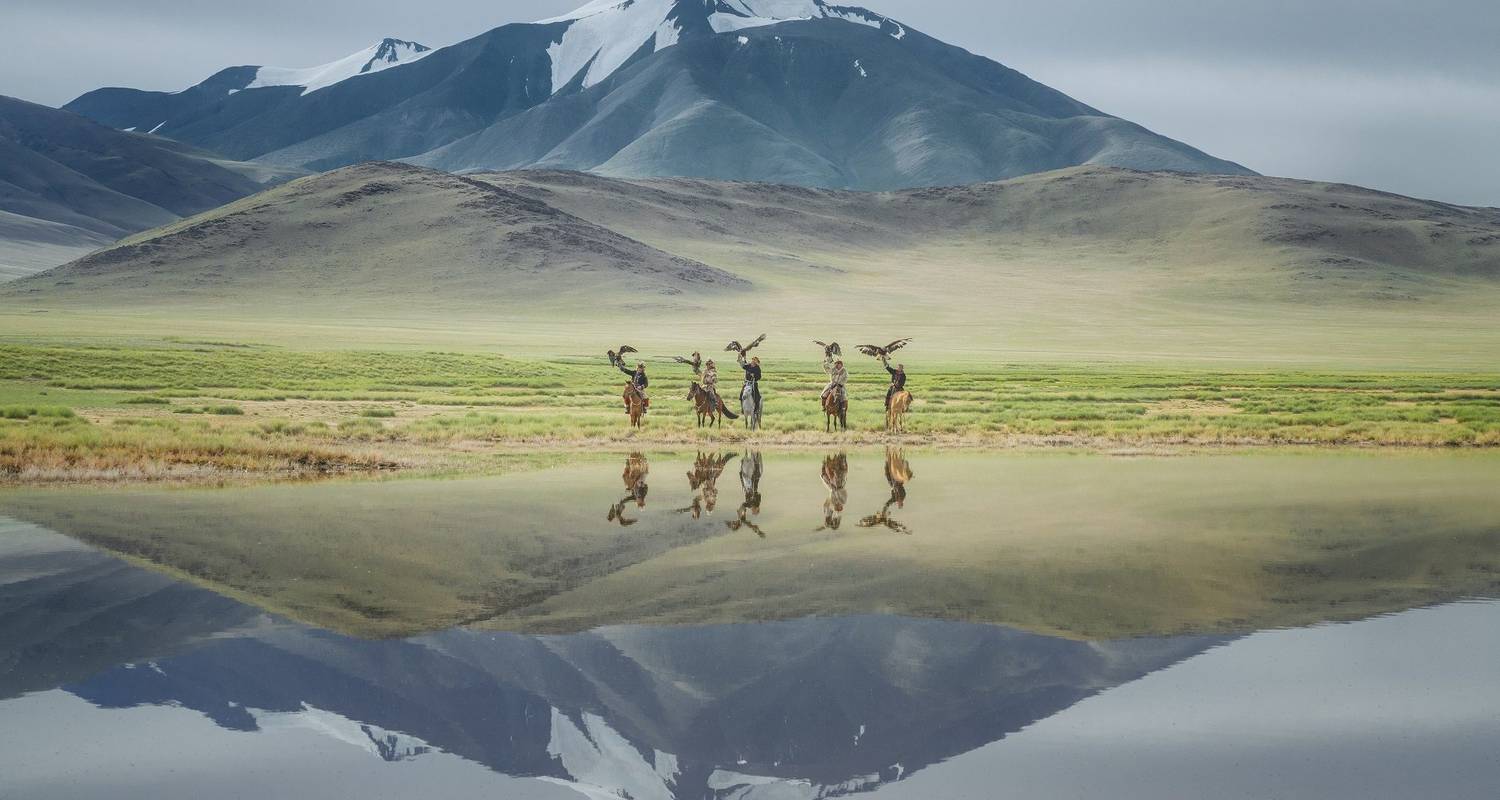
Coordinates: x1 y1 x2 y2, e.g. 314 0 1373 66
822 386 848 432
886 390 912 433
607 452 651 525
687 383 737 428
623 384 647 428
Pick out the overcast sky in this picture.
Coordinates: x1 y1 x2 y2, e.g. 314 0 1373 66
5 0 1498 205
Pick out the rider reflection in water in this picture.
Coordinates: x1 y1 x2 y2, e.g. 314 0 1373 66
726 451 766 537
816 453 848 531
678 452 735 518
607 453 650 527
859 448 914 535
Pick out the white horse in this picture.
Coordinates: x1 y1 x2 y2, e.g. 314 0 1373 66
740 381 762 431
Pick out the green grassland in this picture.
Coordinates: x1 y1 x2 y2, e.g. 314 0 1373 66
1 340 1499 481
6 452 1498 639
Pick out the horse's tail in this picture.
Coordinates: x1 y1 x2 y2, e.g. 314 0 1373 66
719 399 740 420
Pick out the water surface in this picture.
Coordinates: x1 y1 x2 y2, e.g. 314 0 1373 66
1 450 1498 798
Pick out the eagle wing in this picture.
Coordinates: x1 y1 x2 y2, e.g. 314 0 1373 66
856 344 884 358
725 341 742 353
884 338 913 354
618 345 638 355
742 334 768 353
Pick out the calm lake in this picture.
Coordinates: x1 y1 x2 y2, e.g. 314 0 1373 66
2 450 1498 799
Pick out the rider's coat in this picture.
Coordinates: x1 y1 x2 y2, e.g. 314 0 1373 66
618 364 649 390
821 356 848 399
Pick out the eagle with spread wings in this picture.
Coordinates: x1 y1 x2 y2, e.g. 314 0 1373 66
814 341 842 359
725 334 767 355
606 345 638 367
673 351 703 375
856 339 913 359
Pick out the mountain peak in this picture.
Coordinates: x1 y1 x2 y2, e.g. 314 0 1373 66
538 0 906 93
244 38 433 95
366 38 431 74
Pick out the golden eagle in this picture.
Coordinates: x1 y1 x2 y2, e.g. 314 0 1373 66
725 334 767 355
673 352 703 375
856 339 913 359
607 345 639 367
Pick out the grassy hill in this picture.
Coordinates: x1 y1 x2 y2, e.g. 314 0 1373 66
4 162 1500 367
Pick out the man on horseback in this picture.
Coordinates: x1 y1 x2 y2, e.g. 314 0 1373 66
726 335 767 429
881 355 906 411
820 355 847 407
738 352 762 415
702 358 721 413
618 360 650 414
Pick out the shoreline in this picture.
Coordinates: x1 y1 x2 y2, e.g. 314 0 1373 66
4 340 1498 487
4 433 1497 489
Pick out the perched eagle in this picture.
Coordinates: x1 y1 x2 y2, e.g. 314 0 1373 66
856 339 913 359
607 345 638 366
673 352 703 375
725 334 767 355
814 341 842 359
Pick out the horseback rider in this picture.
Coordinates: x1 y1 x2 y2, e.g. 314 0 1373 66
738 352 762 411
702 358 720 412
820 355 848 406
618 360 650 413
880 354 906 410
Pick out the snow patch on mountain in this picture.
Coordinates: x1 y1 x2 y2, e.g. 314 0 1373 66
546 708 677 800
251 704 435 761
708 1 883 33
538 0 900 94
245 38 432 95
544 0 680 92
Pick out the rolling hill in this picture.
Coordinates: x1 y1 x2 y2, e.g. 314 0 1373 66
62 0 1251 188
4 162 745 306
6 162 1499 365
0 95 297 280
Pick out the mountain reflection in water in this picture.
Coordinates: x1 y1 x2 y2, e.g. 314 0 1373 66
0 522 1221 799
5 445 1500 798
3 520 1499 800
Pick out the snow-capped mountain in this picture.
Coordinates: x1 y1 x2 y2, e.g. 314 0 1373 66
63 0 1252 186
538 0 904 94
244 38 432 95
